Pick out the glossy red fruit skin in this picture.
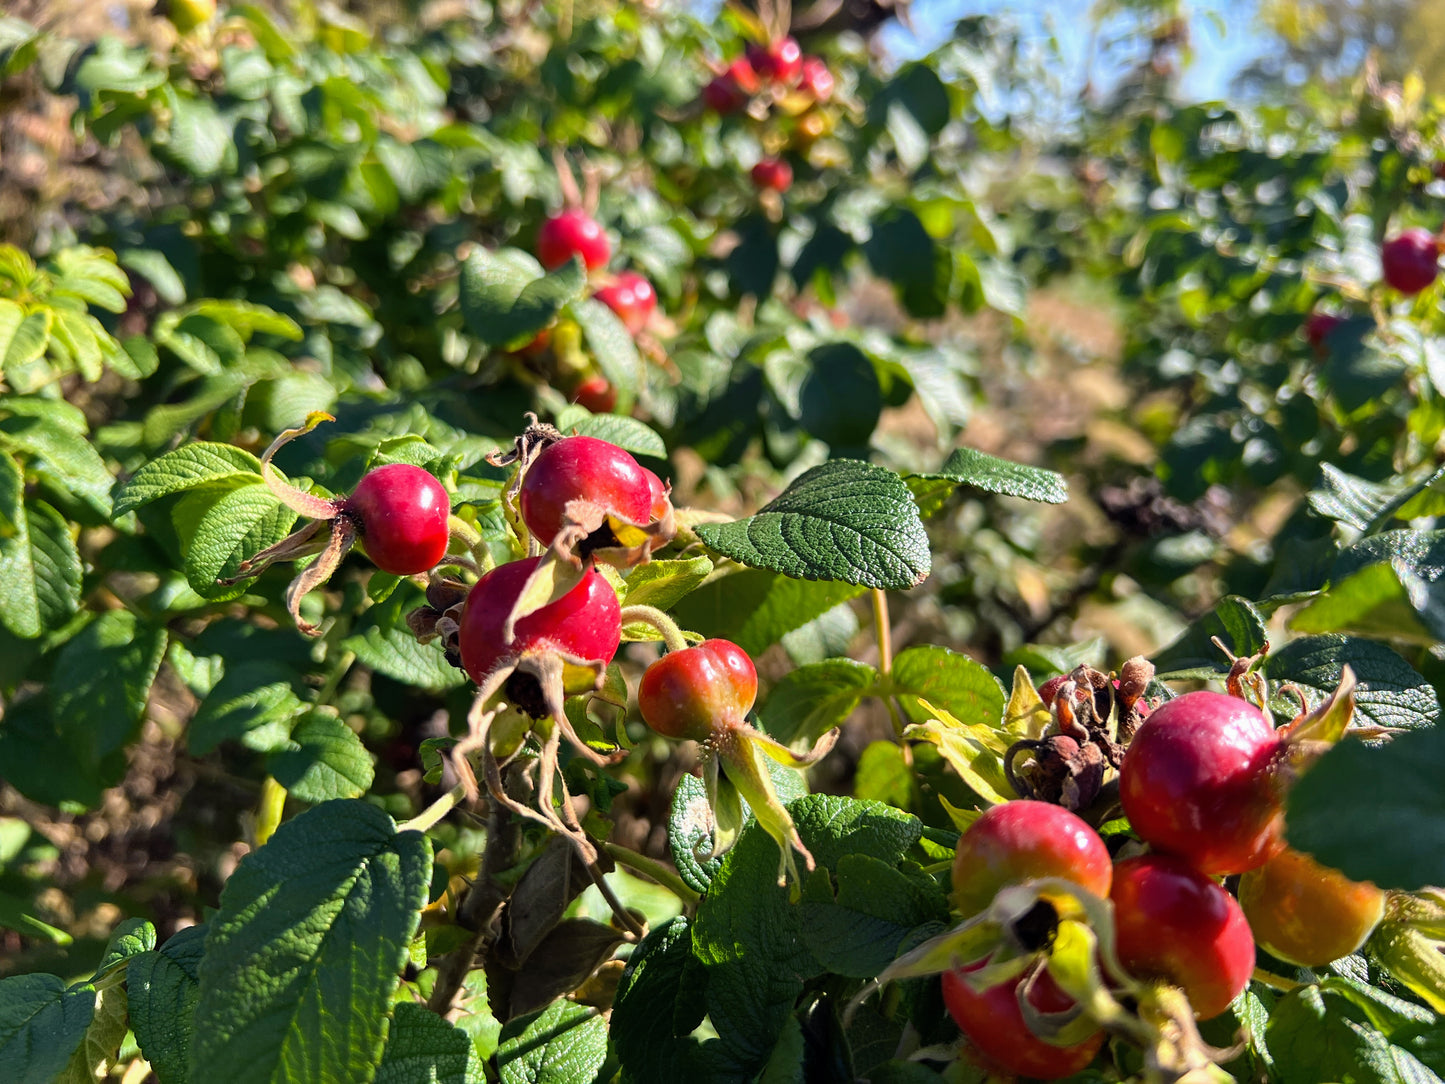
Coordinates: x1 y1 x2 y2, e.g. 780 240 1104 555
594 271 656 335
799 55 834 100
1381 228 1440 294
748 37 803 84
751 158 793 192
1119 690 1285 876
572 375 617 414
942 964 1106 1081
519 436 656 546
638 639 758 743
458 557 621 687
342 463 450 575
1110 854 1255 1020
951 800 1113 917
537 210 611 272
1237 847 1385 967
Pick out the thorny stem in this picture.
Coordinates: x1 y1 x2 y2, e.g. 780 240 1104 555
254 776 287 848
620 605 689 653
400 782 469 835
603 842 701 905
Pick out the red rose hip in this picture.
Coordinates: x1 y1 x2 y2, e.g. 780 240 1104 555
571 375 617 413
537 209 611 272
1110 854 1255 1020
519 435 658 547
751 158 793 192
942 964 1105 1080
1381 228 1440 294
747 37 803 84
639 638 757 743
341 463 450 575
1120 690 1285 875
458 556 621 688
951 800 1113 917
799 55 834 100
594 271 657 335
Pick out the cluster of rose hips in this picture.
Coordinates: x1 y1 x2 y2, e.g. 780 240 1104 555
701 35 836 194
890 676 1389 1080
523 207 659 411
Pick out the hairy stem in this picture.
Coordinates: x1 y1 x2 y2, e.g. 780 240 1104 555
620 604 689 653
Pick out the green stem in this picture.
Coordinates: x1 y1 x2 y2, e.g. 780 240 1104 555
1251 967 1303 993
254 776 287 847
317 649 355 705
401 782 468 835
619 605 689 653
872 588 893 679
604 842 701 905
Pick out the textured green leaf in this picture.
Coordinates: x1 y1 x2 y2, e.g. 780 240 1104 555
0 499 78 636
668 773 722 894
669 567 865 656
343 583 466 691
1309 464 1399 533
619 556 713 613
495 999 609 1084
155 311 245 373
112 442 263 517
756 659 878 746
1 410 114 515
0 308 51 371
552 405 664 456
0 973 95 1084
49 247 129 312
270 712 375 803
1292 560 1444 646
54 983 127 1084
376 1001 484 1084
129 925 206 1084
1265 982 1436 1084
571 297 642 409
459 248 585 349
611 916 710 1082
190 800 432 1084
50 308 103 381
891 645 1006 729
94 917 156 979
174 480 295 599
0 450 38 638
695 460 930 589
1287 727 1445 891
905 446 1067 511
1152 595 1269 678
1265 636 1439 732
53 611 168 771
189 659 308 755
798 853 948 977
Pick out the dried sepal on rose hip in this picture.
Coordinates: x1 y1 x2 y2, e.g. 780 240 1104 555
222 412 459 635
638 636 837 888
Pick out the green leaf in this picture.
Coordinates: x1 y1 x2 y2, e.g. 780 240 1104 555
112 442 263 517
905 447 1067 515
1265 982 1436 1084
94 917 156 979
1309 464 1399 533
0 450 38 638
120 249 186 306
552 405 665 457
166 94 231 175
1265 636 1439 732
50 308 103 381
611 916 710 1082
154 311 245 374
269 712 375 802
495 999 609 1084
189 659 308 755
798 853 948 977
669 773 722 894
756 659 877 746
376 1002 484 1084
797 343 882 450
191 300 304 341
129 925 206 1084
54 982 127 1084
853 740 918 808
619 556 714 613
0 498 78 637
695 460 930 590
342 585 467 692
173 480 295 599
1151 595 1269 678
570 298 642 409
891 645 1006 729
1292 560 1444 646
1286 727 1445 891
0 308 50 371
190 800 432 1084
53 610 168 772
459 248 585 349
1 410 115 515
668 567 866 656
0 973 95 1084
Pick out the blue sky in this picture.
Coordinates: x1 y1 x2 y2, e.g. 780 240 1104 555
881 0 1268 102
